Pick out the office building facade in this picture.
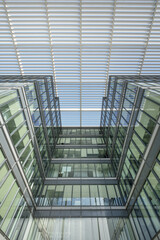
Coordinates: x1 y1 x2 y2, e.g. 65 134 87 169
0 76 61 239
0 75 160 240
100 76 160 240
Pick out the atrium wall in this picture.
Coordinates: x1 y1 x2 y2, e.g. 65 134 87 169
100 76 160 240
0 75 160 240
0 76 61 239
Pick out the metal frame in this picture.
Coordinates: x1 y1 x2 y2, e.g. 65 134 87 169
0 230 10 240
0 0 160 232
44 78 57 149
56 144 106 149
0 115 36 209
34 207 128 218
0 74 160 223
116 87 144 179
100 75 160 218
126 115 160 213
44 178 118 185
105 78 118 148
110 81 128 160
100 79 113 142
51 158 111 164
107 75 160 82
34 81 52 161
100 97 107 130
18 87 45 180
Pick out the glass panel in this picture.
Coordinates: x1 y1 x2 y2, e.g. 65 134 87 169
0 182 19 227
63 185 72 206
0 163 9 182
82 185 90 206
90 185 100 206
20 143 33 165
53 186 64 206
88 164 96 177
107 186 117 206
16 134 30 154
95 164 103 177
72 185 80 206
0 91 17 105
0 173 15 205
142 97 160 120
0 149 5 165
1 192 21 233
11 124 28 146
98 185 108 206
132 133 145 154
1 99 22 121
7 113 25 134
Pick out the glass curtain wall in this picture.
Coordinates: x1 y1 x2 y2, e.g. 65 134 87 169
0 147 45 240
108 152 160 240
0 87 42 196
37 128 123 209
0 76 61 240
100 76 160 240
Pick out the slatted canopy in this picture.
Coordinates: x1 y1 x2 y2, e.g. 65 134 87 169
0 0 160 126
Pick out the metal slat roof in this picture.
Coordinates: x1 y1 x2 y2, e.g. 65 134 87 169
0 0 160 126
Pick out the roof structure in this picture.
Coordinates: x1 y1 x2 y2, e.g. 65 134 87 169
0 0 160 126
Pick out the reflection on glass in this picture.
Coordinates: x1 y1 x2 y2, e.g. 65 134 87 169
47 163 115 178
38 184 124 207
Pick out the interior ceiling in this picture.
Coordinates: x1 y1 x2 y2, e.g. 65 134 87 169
0 0 160 127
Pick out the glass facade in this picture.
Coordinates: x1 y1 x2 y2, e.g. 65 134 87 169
47 163 115 178
108 153 160 240
100 76 160 240
0 87 42 196
0 75 160 240
0 147 44 240
37 126 121 210
37 184 123 207
53 147 107 158
0 76 61 240
34 218 111 240
119 89 160 202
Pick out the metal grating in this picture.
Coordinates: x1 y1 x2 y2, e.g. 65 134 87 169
0 0 160 126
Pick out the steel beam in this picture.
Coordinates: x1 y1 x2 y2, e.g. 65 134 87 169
110 81 128 160
59 135 102 138
0 116 36 209
34 81 52 160
51 158 111 164
117 87 144 179
126 115 160 213
0 230 10 240
18 87 45 180
106 78 117 148
44 178 117 185
44 78 57 149
56 145 106 149
34 206 128 218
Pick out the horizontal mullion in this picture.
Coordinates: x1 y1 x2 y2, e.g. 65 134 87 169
44 178 117 185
